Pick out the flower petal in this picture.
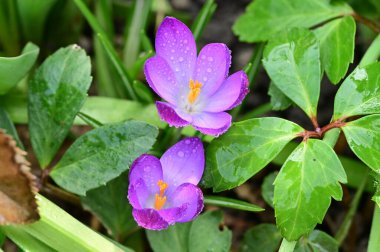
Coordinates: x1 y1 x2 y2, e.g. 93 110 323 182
171 183 203 222
132 208 169 230
128 178 150 209
192 112 232 136
144 56 179 104
160 137 204 193
159 206 187 225
129 154 163 194
203 71 249 112
156 101 191 127
193 43 231 96
155 17 197 88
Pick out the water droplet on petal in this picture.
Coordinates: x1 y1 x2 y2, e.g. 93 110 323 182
177 151 184 157
175 67 180 72
201 55 206 60
185 139 190 144
207 68 212 73
171 49 175 53
203 77 208 82
179 57 184 62
184 39 188 44
208 57 213 62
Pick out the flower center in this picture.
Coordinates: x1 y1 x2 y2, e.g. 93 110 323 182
187 79 202 104
154 180 168 210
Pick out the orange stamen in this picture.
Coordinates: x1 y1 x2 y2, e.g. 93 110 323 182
154 180 168 210
187 80 202 104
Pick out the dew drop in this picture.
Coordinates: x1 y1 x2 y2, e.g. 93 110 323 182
207 68 212 73
185 139 191 144
170 56 174 60
192 149 196 153
203 77 208 82
186 46 190 50
184 39 188 44
208 57 214 62
179 57 184 62
175 67 180 72
171 49 175 53
201 55 206 60
177 151 184 157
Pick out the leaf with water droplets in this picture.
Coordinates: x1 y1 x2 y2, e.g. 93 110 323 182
342 115 380 174
294 230 339 252
274 139 346 240
50 121 158 195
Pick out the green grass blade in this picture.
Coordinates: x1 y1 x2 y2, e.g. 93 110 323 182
191 0 217 42
204 196 264 212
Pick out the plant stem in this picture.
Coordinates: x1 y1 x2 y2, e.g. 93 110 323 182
278 238 297 252
352 12 380 34
335 171 369 245
368 205 380 252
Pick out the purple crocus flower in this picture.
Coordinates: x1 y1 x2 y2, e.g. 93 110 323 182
145 17 249 136
127 137 204 230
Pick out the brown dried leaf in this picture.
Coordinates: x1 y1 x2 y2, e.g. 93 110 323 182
0 129 39 224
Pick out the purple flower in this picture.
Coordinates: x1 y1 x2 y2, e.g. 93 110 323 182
145 17 249 136
127 137 204 230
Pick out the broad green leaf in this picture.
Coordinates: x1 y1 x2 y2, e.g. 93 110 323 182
0 107 23 148
50 121 158 195
295 230 338 252
261 172 277 208
342 115 380 173
202 117 303 192
333 62 380 120
268 82 292 111
28 45 92 168
274 139 347 240
314 16 355 84
240 224 282 252
0 43 39 95
233 0 352 43
146 211 232 252
204 196 264 212
263 28 320 117
81 171 136 241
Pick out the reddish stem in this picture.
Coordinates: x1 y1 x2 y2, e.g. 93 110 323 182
297 120 346 141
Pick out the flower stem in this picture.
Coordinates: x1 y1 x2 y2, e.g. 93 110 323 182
352 12 380 34
368 205 380 251
278 238 297 252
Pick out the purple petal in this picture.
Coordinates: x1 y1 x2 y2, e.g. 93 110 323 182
128 178 150 209
171 183 204 222
159 206 187 225
160 137 204 193
156 101 191 127
129 154 163 194
203 71 249 112
132 208 169 230
192 112 232 136
155 17 197 88
193 43 231 96
144 56 179 104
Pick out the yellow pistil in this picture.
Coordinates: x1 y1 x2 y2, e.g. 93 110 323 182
187 80 202 104
154 180 168 210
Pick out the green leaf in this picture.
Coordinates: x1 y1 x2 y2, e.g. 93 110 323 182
261 172 277 208
314 16 356 84
342 115 380 173
202 117 303 192
204 196 264 212
0 43 39 95
240 224 282 252
191 0 217 42
263 28 320 117
274 139 347 240
333 62 380 120
28 45 92 168
268 82 292 111
0 107 24 149
81 171 136 241
50 121 158 195
146 211 232 252
295 230 338 252
233 0 352 43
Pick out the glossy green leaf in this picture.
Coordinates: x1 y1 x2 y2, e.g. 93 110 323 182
268 82 292 111
263 28 320 117
28 45 92 168
81 171 136 241
0 107 23 149
204 196 264 212
342 115 380 173
233 0 352 42
50 121 158 195
202 117 303 192
0 43 39 95
314 16 356 84
240 224 282 252
274 139 347 240
146 211 232 252
261 172 277 208
333 62 380 120
295 230 338 252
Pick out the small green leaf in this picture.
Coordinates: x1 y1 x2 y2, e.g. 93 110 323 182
342 115 380 173
263 28 320 117
274 139 347 241
295 230 338 252
28 45 92 168
233 0 352 43
240 224 282 252
50 121 158 195
202 117 303 192
268 82 292 111
314 16 356 84
0 43 39 95
261 172 277 208
333 62 380 120
204 196 264 212
146 211 232 252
